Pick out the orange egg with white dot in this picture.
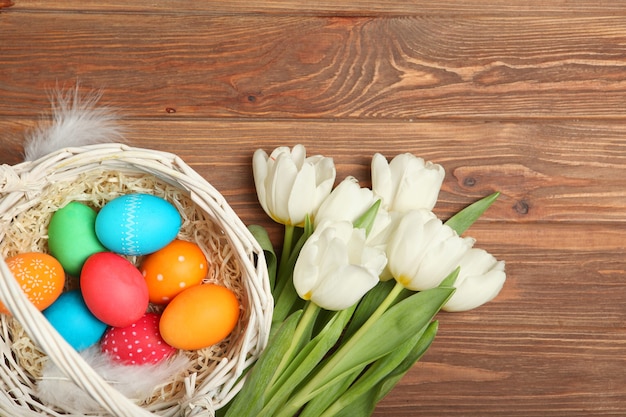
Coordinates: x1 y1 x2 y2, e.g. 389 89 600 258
1 252 65 315
140 239 208 304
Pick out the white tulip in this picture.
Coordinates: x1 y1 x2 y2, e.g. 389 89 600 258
253 145 336 227
386 210 474 291
293 220 387 311
442 248 506 312
371 153 445 213
314 176 376 227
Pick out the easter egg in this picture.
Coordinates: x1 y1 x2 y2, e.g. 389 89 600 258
81 252 149 327
43 289 108 351
95 193 181 256
159 284 240 350
101 313 176 365
1 253 65 315
48 202 107 276
140 239 208 304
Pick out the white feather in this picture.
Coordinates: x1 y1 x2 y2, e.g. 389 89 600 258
36 347 190 414
24 86 124 161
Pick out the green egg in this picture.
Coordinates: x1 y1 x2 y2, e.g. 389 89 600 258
48 202 107 276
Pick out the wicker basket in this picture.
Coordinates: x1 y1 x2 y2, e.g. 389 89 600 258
0 143 273 417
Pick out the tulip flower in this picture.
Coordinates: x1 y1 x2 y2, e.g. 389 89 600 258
314 177 377 228
385 209 474 291
442 248 506 312
253 145 336 227
371 153 445 213
293 220 386 310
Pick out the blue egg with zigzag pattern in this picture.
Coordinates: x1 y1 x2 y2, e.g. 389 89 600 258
95 193 181 256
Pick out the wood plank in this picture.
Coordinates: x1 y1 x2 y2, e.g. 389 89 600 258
3 13 626 119
373 248 626 416
2 119 625 224
8 0 626 16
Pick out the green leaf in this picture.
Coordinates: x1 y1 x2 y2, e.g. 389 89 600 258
298 367 363 417
303 319 432 417
280 285 454 415
272 216 314 327
439 266 460 289
224 310 302 417
259 305 357 416
321 287 452 387
343 280 396 341
271 275 302 332
445 191 500 235
248 224 278 290
268 302 321 389
353 199 381 237
331 321 439 417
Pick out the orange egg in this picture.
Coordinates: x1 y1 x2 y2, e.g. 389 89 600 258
159 283 240 350
1 253 65 315
140 239 208 304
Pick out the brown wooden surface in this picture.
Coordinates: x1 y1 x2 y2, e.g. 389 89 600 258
1 1 626 416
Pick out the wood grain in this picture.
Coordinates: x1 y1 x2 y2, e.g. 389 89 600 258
4 119 625 224
9 0 626 15
3 12 626 119
1 2 626 416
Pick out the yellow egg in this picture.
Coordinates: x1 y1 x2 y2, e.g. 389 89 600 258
140 239 208 304
159 284 240 350
2 253 66 315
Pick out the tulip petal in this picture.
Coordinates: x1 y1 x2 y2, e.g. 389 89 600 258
267 153 298 223
289 162 318 226
392 161 444 212
315 177 375 227
372 153 445 213
385 213 428 285
371 153 392 209
442 261 506 312
311 156 337 209
293 262 320 301
414 235 474 290
310 265 379 311
291 144 307 169
252 149 270 214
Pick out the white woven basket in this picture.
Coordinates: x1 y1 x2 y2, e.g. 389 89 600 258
0 143 273 417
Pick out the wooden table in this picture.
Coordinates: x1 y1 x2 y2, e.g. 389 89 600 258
1 1 625 416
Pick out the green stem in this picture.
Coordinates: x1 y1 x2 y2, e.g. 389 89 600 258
279 224 295 274
274 224 295 297
268 301 320 391
274 282 406 417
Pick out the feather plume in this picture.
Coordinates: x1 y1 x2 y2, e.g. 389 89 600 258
36 347 190 414
24 86 124 161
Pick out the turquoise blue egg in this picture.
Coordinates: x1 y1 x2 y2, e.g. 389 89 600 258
43 289 108 351
95 193 181 256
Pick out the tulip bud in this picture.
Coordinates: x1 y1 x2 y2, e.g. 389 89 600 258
293 220 386 310
386 209 474 291
371 153 445 213
442 248 506 312
253 145 336 227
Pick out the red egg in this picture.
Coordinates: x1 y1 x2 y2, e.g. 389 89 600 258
101 313 176 365
81 252 149 327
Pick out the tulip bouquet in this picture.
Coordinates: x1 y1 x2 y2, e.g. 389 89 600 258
218 145 506 417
